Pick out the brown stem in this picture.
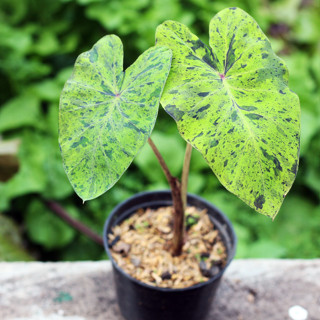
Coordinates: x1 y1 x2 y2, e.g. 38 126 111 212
148 138 184 256
181 143 192 213
170 177 184 256
44 200 104 247
148 138 173 184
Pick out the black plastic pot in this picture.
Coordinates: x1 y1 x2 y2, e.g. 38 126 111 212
103 190 237 320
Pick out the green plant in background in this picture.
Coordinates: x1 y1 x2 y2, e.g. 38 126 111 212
0 0 319 261
0 213 33 261
59 8 300 256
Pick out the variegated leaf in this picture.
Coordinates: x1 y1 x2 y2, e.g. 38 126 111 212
156 8 300 218
59 35 172 201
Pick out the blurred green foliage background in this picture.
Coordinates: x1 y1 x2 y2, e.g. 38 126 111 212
0 0 319 261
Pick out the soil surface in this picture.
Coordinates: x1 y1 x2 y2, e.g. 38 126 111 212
108 206 227 288
0 260 319 320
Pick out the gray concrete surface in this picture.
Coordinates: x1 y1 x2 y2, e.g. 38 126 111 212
0 259 319 320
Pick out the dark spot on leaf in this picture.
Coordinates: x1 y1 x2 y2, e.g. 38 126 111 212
261 138 268 144
198 92 210 97
290 160 298 175
71 136 89 148
262 53 268 59
231 111 238 122
123 122 146 134
187 67 195 70
279 90 286 94
105 150 113 160
101 82 114 95
261 147 283 175
224 34 240 74
228 127 234 134
197 104 210 113
186 53 199 61
166 104 184 121
254 195 265 210
89 47 98 63
245 113 263 120
238 105 257 111
213 117 220 126
192 132 204 142
189 39 205 51
285 118 292 122
224 160 228 167
273 157 282 172
241 64 247 68
121 148 130 157
202 52 218 70
243 33 248 37
248 53 252 59
210 140 219 147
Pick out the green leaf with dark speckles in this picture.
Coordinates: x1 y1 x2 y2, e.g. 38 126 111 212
59 35 172 201
156 8 300 218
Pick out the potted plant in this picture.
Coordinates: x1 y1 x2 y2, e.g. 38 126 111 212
59 7 300 320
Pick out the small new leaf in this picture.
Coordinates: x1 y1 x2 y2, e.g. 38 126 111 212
156 8 300 218
59 35 172 201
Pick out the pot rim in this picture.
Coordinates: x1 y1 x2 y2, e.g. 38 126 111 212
103 190 237 293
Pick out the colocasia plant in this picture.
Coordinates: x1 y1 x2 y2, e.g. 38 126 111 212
59 8 300 256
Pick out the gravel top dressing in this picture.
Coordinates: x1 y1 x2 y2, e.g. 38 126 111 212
109 205 227 288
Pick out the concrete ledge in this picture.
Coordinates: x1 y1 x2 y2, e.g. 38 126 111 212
0 259 319 320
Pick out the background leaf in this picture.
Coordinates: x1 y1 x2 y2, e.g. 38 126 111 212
0 93 43 132
25 200 78 250
0 130 73 211
0 213 33 261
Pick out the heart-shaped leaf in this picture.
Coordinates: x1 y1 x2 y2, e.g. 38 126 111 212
156 8 300 218
59 35 172 201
